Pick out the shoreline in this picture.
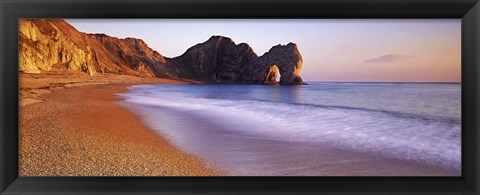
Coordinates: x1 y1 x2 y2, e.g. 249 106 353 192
19 72 219 176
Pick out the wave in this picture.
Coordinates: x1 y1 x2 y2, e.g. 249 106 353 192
128 84 460 123
120 86 461 171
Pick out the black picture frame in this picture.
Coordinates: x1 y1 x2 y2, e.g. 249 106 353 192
1 0 479 194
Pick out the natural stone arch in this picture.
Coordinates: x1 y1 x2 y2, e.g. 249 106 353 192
263 65 279 84
276 60 304 85
260 43 305 85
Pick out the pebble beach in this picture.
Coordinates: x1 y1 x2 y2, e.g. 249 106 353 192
19 72 218 176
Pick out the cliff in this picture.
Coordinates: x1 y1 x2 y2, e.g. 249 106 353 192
19 19 175 78
19 19 305 85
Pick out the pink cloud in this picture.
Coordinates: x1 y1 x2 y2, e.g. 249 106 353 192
365 54 410 63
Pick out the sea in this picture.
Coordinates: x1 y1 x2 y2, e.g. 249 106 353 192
118 82 461 176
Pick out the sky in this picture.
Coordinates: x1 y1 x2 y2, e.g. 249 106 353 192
66 19 461 82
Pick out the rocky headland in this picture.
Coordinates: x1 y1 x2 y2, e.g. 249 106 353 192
170 36 304 85
19 19 305 85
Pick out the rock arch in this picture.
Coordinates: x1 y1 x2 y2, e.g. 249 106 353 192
259 43 305 85
263 65 279 84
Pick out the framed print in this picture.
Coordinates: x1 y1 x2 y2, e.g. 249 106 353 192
1 0 479 194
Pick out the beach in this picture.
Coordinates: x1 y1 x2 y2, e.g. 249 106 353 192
19 72 460 176
19 71 218 176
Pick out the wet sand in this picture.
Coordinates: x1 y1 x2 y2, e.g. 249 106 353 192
19 72 218 176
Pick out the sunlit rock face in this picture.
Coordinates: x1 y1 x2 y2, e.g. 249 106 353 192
19 19 175 78
19 19 98 75
263 65 279 85
169 36 305 85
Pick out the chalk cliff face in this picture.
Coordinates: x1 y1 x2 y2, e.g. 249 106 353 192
19 19 98 75
19 19 305 85
19 19 175 78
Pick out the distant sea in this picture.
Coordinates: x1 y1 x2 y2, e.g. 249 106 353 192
118 82 461 175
